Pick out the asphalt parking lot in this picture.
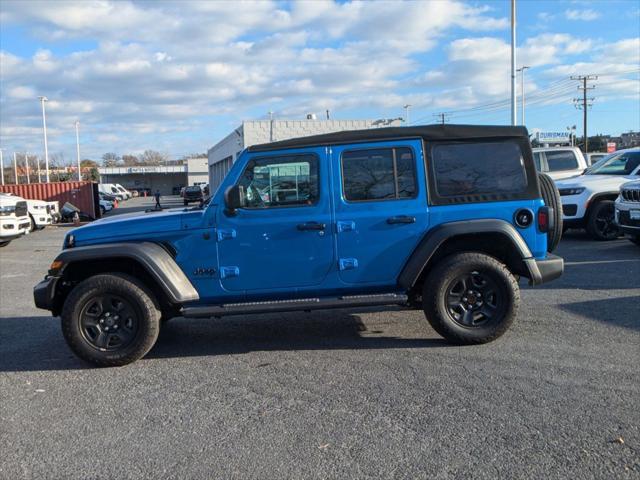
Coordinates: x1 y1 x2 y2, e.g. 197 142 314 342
1 196 638 479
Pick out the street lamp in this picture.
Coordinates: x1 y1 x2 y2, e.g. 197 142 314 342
403 104 411 125
38 96 50 182
75 121 82 181
517 66 530 126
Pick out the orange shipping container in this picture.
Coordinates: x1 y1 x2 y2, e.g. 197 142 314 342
0 182 100 218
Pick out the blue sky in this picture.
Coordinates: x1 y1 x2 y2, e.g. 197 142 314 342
0 0 638 163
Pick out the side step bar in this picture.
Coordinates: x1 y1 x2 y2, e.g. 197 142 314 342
181 293 409 318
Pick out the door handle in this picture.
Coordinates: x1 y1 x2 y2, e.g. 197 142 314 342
386 215 416 224
297 222 326 231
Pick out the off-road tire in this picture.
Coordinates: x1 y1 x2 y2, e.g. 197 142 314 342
0 240 10 247
538 173 563 252
629 235 640 246
61 273 161 367
586 200 620 241
28 214 36 232
422 252 519 345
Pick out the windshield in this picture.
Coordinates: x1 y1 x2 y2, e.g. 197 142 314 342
185 186 201 192
586 151 640 175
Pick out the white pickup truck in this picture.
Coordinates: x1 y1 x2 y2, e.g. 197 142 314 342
533 147 589 180
26 199 53 231
0 193 31 247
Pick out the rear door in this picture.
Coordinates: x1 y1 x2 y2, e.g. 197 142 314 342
332 140 428 286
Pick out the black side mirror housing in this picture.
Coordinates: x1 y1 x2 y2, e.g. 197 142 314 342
224 185 245 215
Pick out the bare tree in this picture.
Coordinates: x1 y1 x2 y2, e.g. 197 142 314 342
139 150 168 166
122 154 140 166
102 152 121 167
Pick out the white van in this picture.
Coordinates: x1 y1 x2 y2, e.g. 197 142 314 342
114 184 132 200
98 184 126 201
0 193 31 247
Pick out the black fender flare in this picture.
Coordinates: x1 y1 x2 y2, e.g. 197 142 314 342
397 219 534 289
53 242 199 303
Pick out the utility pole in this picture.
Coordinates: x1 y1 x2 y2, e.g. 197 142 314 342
38 96 50 182
75 121 82 181
434 112 450 125
0 149 4 185
571 75 597 153
403 104 411 125
13 152 18 184
510 0 517 126
517 66 530 126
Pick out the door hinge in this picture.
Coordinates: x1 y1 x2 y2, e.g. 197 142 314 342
220 266 240 278
339 258 359 270
337 220 355 233
217 228 237 241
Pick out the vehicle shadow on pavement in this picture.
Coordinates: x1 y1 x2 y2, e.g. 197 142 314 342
559 295 640 331
149 308 448 360
0 309 448 371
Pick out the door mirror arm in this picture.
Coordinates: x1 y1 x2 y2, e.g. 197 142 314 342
224 185 246 216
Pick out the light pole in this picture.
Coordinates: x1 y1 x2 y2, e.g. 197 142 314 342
404 104 411 125
510 0 517 126
75 121 82 181
517 66 530 126
38 96 50 182
25 152 30 184
13 152 18 184
0 149 4 185
567 125 576 147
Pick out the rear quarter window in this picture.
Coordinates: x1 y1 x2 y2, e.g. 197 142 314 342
430 141 527 199
545 151 579 171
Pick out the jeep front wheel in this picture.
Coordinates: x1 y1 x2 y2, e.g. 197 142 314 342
422 253 519 344
61 273 161 367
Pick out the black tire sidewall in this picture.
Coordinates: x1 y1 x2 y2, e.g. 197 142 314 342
538 173 563 252
423 253 519 344
61 274 161 367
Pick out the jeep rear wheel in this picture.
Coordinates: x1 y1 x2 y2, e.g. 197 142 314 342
422 253 519 344
586 200 620 241
61 273 161 367
538 173 563 252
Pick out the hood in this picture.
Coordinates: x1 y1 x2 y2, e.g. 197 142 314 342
70 207 191 245
556 174 637 191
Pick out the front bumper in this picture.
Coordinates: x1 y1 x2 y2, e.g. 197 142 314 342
33 276 59 312
524 254 564 286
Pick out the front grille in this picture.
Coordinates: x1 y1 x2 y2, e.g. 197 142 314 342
563 204 578 216
15 201 27 217
618 210 640 227
621 188 640 202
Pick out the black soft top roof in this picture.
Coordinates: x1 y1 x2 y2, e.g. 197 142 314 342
248 124 530 152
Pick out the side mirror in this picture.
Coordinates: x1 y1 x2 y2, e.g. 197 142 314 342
224 185 246 215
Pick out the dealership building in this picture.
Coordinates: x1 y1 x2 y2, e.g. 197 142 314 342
207 118 403 191
98 157 208 195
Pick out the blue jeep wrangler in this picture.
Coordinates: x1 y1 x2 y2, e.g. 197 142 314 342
34 125 564 366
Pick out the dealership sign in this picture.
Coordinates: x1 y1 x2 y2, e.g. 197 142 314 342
536 131 572 144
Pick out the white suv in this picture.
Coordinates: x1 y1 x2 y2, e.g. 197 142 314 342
615 180 640 246
533 147 588 180
555 147 640 240
0 193 31 247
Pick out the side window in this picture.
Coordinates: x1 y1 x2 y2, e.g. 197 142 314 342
431 141 527 198
545 151 579 171
342 147 416 201
237 154 318 208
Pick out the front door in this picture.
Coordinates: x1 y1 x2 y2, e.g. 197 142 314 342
332 140 428 285
216 148 334 293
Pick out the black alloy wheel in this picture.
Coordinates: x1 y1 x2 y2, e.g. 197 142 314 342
587 200 620 241
445 271 504 328
79 294 140 351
